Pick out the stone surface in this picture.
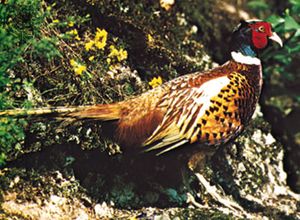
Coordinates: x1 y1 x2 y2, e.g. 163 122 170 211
188 107 300 219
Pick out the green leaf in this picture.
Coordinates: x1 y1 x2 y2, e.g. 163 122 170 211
287 44 300 53
289 0 300 12
267 15 285 26
0 152 6 167
294 29 300 37
284 15 300 31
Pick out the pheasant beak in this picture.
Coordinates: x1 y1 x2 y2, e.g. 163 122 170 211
269 32 283 47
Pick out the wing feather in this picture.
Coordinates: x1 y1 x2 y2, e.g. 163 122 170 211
143 75 231 154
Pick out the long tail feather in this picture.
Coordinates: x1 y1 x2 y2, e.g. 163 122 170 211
0 104 121 121
0 106 80 117
65 104 121 121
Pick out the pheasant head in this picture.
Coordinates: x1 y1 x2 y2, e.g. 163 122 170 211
230 20 282 64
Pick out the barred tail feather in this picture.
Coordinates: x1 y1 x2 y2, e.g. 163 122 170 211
0 104 121 121
65 104 121 121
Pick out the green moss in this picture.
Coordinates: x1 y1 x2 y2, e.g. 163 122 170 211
110 177 137 207
0 168 84 204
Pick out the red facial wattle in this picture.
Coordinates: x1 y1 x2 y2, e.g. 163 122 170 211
252 31 268 49
249 22 273 49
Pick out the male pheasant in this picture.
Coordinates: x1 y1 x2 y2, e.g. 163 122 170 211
0 20 282 156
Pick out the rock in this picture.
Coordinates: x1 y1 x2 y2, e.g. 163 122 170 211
189 107 300 219
75 211 89 220
154 213 171 220
94 202 114 219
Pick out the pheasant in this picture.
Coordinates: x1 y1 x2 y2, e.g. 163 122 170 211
0 20 282 157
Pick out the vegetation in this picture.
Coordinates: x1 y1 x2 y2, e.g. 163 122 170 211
0 0 57 165
0 0 141 166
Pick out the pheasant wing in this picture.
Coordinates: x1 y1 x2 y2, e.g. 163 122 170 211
143 75 231 155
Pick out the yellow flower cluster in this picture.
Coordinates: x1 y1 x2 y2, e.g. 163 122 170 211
67 29 81 40
85 28 108 51
149 76 163 88
85 41 94 51
70 59 87 75
108 45 128 62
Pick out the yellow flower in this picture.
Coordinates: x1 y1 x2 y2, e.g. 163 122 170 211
95 28 108 40
94 40 106 50
149 76 163 88
147 34 154 45
67 29 80 40
109 65 115 71
108 45 119 57
52 19 59 23
69 59 87 75
147 34 156 47
70 59 76 66
88 56 95 61
85 40 94 51
108 45 128 62
94 28 108 50
74 64 86 75
68 21 74 27
67 29 78 36
117 48 128 61
84 28 108 51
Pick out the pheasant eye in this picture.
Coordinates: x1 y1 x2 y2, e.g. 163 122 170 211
258 26 265 32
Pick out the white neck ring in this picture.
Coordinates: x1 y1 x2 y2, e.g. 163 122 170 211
231 51 261 65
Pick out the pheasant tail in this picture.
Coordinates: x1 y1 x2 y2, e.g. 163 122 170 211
0 103 121 121
65 104 121 121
